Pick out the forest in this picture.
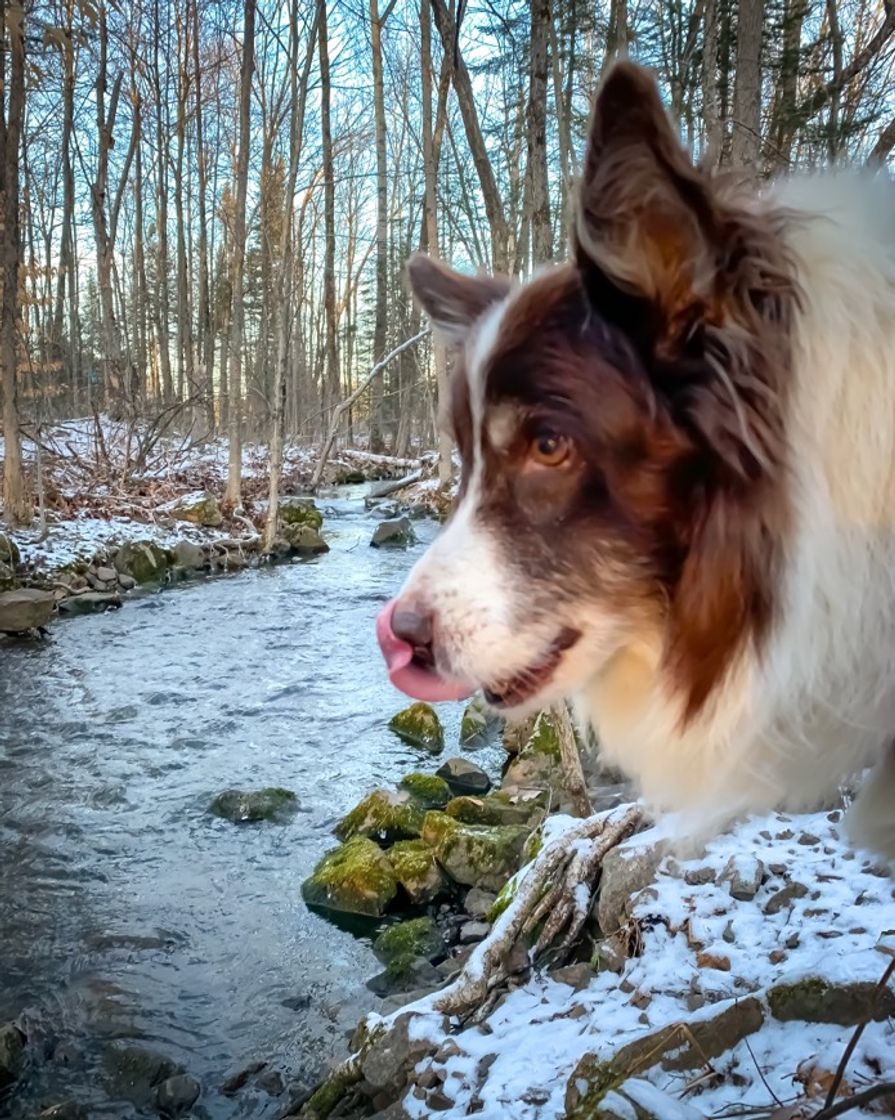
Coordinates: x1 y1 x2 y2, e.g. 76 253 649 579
1 0 894 525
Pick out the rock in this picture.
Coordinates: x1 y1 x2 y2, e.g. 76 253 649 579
280 522 329 555
436 757 491 796
0 560 16 591
279 496 323 531
373 917 444 978
117 573 137 591
301 836 398 917
335 789 425 843
444 792 541 827
0 1022 25 1088
36 1105 88 1120
159 490 223 528
578 1080 705 1120
421 811 529 890
155 1073 201 1116
0 531 20 567
387 839 447 905
210 787 299 824
502 713 538 754
360 1012 445 1093
463 887 497 918
459 696 498 748
336 469 366 485
171 540 207 571
0 588 54 632
684 866 716 886
501 710 565 795
104 1041 181 1107
458 921 490 944
594 934 628 973
397 772 451 809
597 835 666 935
94 565 117 583
389 703 444 751
370 517 416 549
550 962 594 991
721 854 765 901
762 880 809 915
114 541 169 585
58 591 122 615
768 977 895 1024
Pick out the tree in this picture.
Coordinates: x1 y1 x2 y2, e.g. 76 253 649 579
729 0 764 168
527 0 552 266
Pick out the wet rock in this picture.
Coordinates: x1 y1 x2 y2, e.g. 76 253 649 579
459 920 490 944
421 811 529 890
0 1022 25 1087
370 517 416 549
459 696 498 748
722 854 765 901
117 573 137 591
360 1012 445 1093
387 839 447 905
58 591 122 616
94 565 117 583
36 1105 88 1120
597 835 666 935
155 1073 201 1116
436 757 491 796
373 917 444 981
210 787 299 824
502 713 539 755
104 1041 181 1107
389 702 444 751
501 710 566 796
0 588 54 632
301 836 398 917
762 880 809 915
0 531 20 567
444 792 541 827
279 496 323 531
171 540 207 571
335 789 425 843
397 772 451 810
222 1060 266 1096
464 887 497 918
114 541 169 585
159 490 223 528
768 977 895 1024
280 523 329 555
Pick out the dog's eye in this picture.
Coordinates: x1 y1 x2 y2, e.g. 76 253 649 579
529 429 571 467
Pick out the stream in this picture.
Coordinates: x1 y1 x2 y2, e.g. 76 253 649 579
0 493 499 1118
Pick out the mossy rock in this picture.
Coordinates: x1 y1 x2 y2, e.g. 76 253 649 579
278 496 323 531
502 709 565 794
161 490 223 528
335 788 425 844
370 517 416 549
445 792 542 828
387 839 446 905
768 977 895 1025
0 1023 25 1089
209 787 299 824
389 702 444 752
301 836 398 917
114 540 170 585
460 696 498 747
0 561 18 592
280 522 329 555
0 532 20 568
420 810 529 891
502 712 539 755
488 877 519 923
398 772 451 809
373 916 444 978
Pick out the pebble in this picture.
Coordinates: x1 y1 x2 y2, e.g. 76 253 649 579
763 880 809 915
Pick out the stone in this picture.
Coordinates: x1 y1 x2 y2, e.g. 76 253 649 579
0 1022 25 1088
280 522 329 555
58 591 122 615
301 837 398 917
464 887 497 918
459 920 490 944
387 839 447 905
36 1105 88 1120
421 811 529 891
444 792 541 827
373 917 444 978
762 880 809 915
335 789 425 843
397 772 451 809
502 713 539 755
159 490 223 527
104 1041 181 1107
389 703 444 751
684 866 716 886
459 696 498 748
550 962 594 991
436 757 491 796
117 573 137 591
501 710 566 796
155 1073 201 1116
0 531 20 567
114 541 169 585
768 977 895 1024
0 560 16 591
171 540 207 571
210 787 299 824
722 854 765 901
278 497 323 530
360 1013 445 1093
0 588 54 632
370 517 416 549
594 934 628 973
597 835 666 935
94 565 117 582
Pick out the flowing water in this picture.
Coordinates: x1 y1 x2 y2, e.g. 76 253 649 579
0 494 497 1118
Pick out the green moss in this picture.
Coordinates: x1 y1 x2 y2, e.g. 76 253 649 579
301 836 398 917
522 825 545 863
399 772 451 809
278 497 323 530
423 812 529 891
563 1056 623 1118
373 916 443 978
0 532 20 568
387 839 446 904
460 696 495 746
209 787 299 824
389 702 444 751
445 792 540 827
281 522 329 555
487 878 519 923
114 541 169 585
524 710 562 761
420 809 460 847
335 788 425 843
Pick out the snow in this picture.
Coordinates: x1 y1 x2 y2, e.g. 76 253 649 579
393 807 895 1118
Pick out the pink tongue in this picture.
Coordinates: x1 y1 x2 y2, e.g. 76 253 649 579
376 599 473 703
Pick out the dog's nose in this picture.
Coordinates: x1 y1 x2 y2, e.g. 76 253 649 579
392 605 435 666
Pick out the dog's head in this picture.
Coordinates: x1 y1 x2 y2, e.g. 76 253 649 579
377 62 795 721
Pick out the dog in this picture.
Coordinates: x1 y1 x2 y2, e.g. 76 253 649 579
376 60 895 859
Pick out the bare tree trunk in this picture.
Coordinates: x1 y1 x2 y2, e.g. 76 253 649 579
605 0 629 63
0 0 29 524
192 0 213 430
224 0 256 506
527 0 552 267
152 0 173 404
174 6 193 412
729 0 764 169
319 0 339 418
369 0 394 453
702 0 724 165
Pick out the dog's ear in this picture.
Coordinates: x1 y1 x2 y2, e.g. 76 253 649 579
407 254 512 341
574 62 719 355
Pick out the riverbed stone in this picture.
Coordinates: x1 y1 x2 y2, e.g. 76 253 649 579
0 531 20 567
210 787 299 824
335 789 425 843
114 541 169 585
172 540 207 571
502 710 565 796
279 496 323 531
0 1022 25 1087
597 835 666 935
160 490 223 528
104 1041 182 1107
360 1012 445 1094
36 1104 89 1120
301 836 398 917
280 522 329 555
444 792 541 828
721 853 765 901
398 772 451 810
459 696 498 748
0 587 54 632
436 757 491 796
421 811 529 890
155 1072 201 1116
58 591 122 615
373 917 444 978
389 702 444 751
387 839 447 904
370 517 416 549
